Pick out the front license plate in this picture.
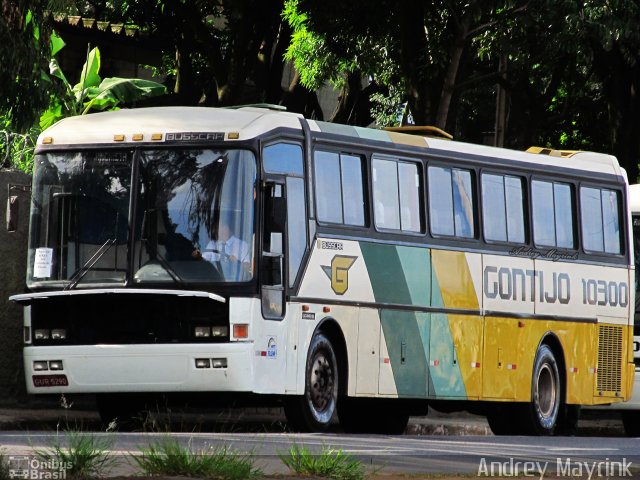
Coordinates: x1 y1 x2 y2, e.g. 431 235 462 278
32 375 68 387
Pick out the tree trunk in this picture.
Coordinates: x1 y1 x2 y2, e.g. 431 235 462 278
592 44 640 183
330 71 362 124
494 55 508 147
174 36 200 105
398 1 430 124
435 13 471 129
281 69 323 120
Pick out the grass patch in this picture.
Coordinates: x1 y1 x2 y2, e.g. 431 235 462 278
35 430 117 479
133 436 262 480
279 444 367 480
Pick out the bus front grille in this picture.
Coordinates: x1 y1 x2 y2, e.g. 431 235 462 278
596 325 623 394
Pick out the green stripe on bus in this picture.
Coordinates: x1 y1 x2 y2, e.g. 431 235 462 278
315 121 359 138
360 243 413 305
380 309 433 397
396 246 431 307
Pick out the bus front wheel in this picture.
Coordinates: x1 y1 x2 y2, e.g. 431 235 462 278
526 344 561 435
284 332 338 432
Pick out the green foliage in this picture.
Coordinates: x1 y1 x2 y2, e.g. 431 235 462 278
283 0 396 91
35 430 117 479
41 46 167 130
279 444 366 480
370 85 405 127
0 114 38 172
0 129 38 173
0 2 55 131
133 436 262 480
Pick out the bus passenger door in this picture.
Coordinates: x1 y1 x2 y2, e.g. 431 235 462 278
259 142 309 394
261 182 286 321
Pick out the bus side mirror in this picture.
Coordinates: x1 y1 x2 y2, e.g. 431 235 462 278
6 195 18 232
6 184 30 232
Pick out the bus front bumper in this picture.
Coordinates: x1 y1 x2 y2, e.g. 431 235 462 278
24 343 255 394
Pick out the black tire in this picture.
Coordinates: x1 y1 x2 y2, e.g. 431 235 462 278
526 344 561 435
338 397 409 435
284 332 338 432
622 411 640 437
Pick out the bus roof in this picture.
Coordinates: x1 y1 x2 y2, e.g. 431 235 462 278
38 106 304 146
38 106 624 178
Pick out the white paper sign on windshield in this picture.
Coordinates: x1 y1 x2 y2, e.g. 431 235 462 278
34 248 53 278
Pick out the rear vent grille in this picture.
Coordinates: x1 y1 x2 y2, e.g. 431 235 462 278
597 325 623 393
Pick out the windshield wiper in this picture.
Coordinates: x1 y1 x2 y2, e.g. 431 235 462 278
64 238 117 290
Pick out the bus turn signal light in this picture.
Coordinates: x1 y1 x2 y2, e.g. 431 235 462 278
233 324 249 338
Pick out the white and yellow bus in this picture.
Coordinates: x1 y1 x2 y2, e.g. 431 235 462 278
11 106 635 435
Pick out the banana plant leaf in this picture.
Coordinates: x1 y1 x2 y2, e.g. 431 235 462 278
75 47 102 91
82 77 167 113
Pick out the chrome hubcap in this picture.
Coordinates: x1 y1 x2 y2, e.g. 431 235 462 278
536 363 557 418
309 352 334 412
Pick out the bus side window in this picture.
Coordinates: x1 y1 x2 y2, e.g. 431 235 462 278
428 165 474 238
580 186 621 254
262 183 285 319
532 179 575 249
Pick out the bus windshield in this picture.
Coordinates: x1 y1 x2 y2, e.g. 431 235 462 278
27 148 256 287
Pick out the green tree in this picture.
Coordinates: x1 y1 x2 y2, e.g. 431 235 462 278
41 46 167 130
284 0 529 128
575 1 640 182
0 0 55 130
71 0 299 109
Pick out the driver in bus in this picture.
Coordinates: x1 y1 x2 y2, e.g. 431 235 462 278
192 221 250 278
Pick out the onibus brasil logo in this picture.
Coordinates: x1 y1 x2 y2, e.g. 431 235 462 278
8 456 72 479
321 255 357 295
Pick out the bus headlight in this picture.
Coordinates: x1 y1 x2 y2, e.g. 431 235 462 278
34 329 50 340
51 329 67 340
195 358 211 368
33 361 48 371
211 358 227 368
194 327 211 338
49 360 64 371
211 326 228 337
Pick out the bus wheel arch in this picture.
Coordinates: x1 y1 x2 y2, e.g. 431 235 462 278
284 317 347 432
315 317 349 396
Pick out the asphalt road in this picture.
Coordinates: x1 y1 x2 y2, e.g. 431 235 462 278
2 431 640 476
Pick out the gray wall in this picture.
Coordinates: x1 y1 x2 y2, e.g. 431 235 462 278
0 170 31 404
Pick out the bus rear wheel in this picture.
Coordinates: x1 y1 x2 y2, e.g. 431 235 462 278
284 332 338 432
526 344 561 435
